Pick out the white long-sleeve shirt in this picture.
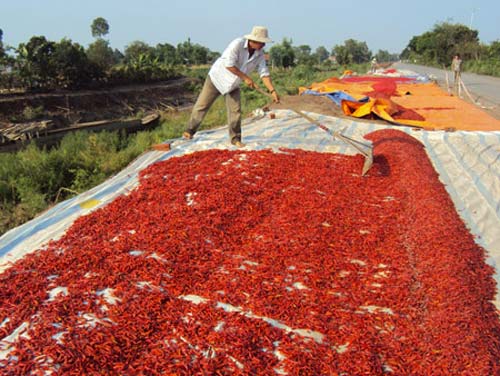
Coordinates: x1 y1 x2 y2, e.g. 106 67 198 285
209 37 270 95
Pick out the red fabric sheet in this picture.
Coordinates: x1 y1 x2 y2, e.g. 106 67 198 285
342 76 417 84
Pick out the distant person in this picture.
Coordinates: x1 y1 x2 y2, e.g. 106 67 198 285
370 58 378 74
183 26 280 148
452 54 462 90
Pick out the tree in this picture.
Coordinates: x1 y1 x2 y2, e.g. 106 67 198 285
176 39 194 65
207 51 220 64
16 36 100 89
87 39 118 71
176 39 211 65
0 28 9 88
269 38 295 68
16 36 56 89
124 41 155 63
91 17 110 39
112 49 124 64
190 44 210 65
155 42 178 65
313 46 329 64
332 45 350 65
51 38 102 88
488 40 500 59
375 49 392 62
0 28 8 63
401 22 480 66
0 29 5 61
294 45 313 65
333 39 371 65
344 39 371 64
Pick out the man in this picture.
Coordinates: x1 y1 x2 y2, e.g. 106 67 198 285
452 54 462 92
183 26 280 148
370 57 377 74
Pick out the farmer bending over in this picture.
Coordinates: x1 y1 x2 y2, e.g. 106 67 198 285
183 26 280 148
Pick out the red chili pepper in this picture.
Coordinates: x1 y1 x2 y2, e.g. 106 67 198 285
0 130 498 374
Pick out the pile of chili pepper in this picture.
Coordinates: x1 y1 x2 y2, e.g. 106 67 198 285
1 129 499 375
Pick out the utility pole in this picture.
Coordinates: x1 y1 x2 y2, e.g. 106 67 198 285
469 8 479 29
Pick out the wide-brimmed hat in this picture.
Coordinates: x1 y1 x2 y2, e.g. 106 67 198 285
244 26 272 44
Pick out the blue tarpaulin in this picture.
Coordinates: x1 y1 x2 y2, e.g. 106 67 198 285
301 89 369 106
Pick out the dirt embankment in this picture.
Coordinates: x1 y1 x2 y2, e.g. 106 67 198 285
0 78 198 129
4 71 497 132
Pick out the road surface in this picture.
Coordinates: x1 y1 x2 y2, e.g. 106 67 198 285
393 62 500 112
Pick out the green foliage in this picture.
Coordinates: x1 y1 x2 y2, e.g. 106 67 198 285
91 17 110 39
463 59 500 76
109 57 179 84
294 45 313 66
156 112 189 139
52 38 102 88
333 39 372 65
0 144 51 231
374 49 394 62
488 40 500 59
0 28 4 59
0 152 20 203
333 45 350 65
176 38 211 65
1 35 216 92
15 36 102 89
22 105 45 121
155 42 179 65
314 46 329 64
0 130 135 233
87 39 119 71
16 36 56 89
400 22 500 76
269 38 295 68
401 22 479 66
111 41 183 84
295 45 335 67
184 66 210 81
124 41 155 63
289 65 320 88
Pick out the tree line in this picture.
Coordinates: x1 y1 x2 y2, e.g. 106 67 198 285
0 18 219 91
401 22 500 75
1 19 499 92
268 38 397 68
0 17 399 92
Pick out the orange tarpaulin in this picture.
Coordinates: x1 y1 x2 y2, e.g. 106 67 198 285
341 98 427 128
391 95 500 131
300 77 500 131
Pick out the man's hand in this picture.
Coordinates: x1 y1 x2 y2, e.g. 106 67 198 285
226 66 256 89
271 90 280 103
243 76 256 88
261 76 279 102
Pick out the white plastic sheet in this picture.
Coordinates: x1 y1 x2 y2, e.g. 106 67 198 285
1 110 499 306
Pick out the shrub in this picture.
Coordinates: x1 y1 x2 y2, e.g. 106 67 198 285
22 105 45 121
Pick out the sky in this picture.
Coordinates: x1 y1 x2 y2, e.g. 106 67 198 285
1 0 499 55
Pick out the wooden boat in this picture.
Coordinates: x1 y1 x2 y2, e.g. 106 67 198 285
0 113 160 153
